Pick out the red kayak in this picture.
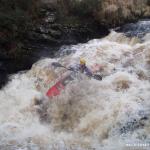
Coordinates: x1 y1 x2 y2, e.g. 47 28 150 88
46 71 102 98
46 74 74 97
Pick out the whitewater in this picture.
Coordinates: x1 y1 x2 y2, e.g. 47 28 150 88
0 21 150 150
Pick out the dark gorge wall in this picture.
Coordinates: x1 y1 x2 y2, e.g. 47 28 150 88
0 0 40 60
1 0 149 61
0 0 40 87
0 0 109 61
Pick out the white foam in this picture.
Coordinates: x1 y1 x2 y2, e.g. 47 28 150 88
0 31 150 149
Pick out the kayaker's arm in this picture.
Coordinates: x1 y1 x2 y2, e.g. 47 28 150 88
84 67 93 77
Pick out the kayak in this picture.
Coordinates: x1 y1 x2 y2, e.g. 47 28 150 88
46 71 102 98
46 74 74 97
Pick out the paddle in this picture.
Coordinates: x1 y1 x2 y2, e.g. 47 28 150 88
52 62 71 70
52 62 102 81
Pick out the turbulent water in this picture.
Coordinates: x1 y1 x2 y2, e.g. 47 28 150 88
0 21 150 150
116 20 150 39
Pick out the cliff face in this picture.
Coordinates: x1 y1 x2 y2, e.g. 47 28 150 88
0 0 149 61
0 0 40 60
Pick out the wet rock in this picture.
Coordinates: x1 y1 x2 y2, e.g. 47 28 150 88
45 12 56 23
50 24 62 30
28 31 60 44
48 29 62 38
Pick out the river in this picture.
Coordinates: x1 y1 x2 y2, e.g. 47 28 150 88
0 20 150 150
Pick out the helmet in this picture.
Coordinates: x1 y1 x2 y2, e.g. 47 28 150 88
80 58 86 65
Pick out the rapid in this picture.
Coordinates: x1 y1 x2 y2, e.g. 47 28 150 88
0 20 150 150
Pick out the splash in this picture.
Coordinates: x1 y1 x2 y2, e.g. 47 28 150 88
0 29 150 150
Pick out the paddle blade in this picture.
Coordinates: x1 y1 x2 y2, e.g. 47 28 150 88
93 74 102 80
51 62 63 67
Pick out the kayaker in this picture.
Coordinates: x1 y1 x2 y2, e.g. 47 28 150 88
69 58 93 77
